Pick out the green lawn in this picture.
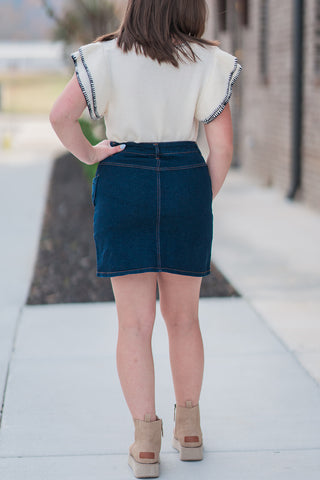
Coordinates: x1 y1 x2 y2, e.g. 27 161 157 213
0 72 70 114
0 72 103 184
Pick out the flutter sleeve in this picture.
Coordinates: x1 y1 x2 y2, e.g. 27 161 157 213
195 46 242 124
71 42 109 120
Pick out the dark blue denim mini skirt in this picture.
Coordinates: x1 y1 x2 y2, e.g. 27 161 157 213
91 140 213 278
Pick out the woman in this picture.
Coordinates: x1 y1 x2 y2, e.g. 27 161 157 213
50 0 242 477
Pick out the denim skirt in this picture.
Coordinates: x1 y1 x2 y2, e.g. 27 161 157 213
91 140 213 278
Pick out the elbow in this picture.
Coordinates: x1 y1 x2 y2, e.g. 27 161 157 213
49 106 61 129
49 105 76 131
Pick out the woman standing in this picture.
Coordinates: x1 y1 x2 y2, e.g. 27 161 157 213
50 0 242 477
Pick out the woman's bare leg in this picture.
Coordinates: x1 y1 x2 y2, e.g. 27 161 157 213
157 272 204 406
111 272 158 421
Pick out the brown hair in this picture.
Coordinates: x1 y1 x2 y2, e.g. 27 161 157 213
95 0 220 67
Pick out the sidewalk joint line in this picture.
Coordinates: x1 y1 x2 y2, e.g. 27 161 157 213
0 305 24 429
1 447 320 459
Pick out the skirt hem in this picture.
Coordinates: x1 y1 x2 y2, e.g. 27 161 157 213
96 266 211 278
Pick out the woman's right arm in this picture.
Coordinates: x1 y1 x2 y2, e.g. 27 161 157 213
204 103 234 200
49 73 125 164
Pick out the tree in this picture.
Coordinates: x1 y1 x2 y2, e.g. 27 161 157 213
42 0 120 46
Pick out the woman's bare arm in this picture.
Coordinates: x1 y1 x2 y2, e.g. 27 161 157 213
204 103 234 200
49 73 125 165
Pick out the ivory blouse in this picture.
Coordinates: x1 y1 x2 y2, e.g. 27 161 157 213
71 38 242 143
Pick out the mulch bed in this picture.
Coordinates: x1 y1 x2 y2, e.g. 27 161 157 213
27 153 240 304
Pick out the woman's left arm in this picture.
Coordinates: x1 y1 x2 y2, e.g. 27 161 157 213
49 73 125 165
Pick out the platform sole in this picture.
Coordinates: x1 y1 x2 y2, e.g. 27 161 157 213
128 454 160 478
172 437 203 461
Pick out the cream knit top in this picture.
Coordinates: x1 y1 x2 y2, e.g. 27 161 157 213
71 38 242 143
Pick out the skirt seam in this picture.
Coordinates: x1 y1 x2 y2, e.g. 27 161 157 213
97 266 211 275
98 162 207 170
120 150 199 156
156 163 161 268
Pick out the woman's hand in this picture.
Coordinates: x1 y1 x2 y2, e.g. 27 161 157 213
89 140 126 165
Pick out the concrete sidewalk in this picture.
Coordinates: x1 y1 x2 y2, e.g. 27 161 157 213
0 121 320 479
0 114 63 308
1 300 320 479
212 169 320 384
0 114 63 438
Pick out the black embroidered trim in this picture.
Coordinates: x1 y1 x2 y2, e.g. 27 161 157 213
71 53 95 120
79 47 103 120
203 58 242 124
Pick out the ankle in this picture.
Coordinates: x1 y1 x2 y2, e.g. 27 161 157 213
176 399 199 408
133 412 158 422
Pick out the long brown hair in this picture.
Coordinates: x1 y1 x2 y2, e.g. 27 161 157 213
95 0 220 67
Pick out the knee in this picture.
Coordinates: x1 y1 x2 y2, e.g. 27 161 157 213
118 310 156 338
162 310 199 333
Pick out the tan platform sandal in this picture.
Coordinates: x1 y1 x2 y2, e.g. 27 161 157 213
172 400 203 461
128 414 163 478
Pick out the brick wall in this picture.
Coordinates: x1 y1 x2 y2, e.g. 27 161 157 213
240 0 293 191
302 0 320 209
207 0 320 211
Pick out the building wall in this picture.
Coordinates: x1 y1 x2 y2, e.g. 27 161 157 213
302 0 320 209
207 0 320 211
241 1 293 191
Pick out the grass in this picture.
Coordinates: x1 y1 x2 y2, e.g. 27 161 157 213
0 71 70 114
0 71 103 183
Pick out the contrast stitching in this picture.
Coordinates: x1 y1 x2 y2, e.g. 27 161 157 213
203 58 242 124
162 164 207 170
159 150 199 155
156 159 161 267
121 150 199 156
116 152 154 156
98 162 207 170
99 162 155 169
97 266 211 275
